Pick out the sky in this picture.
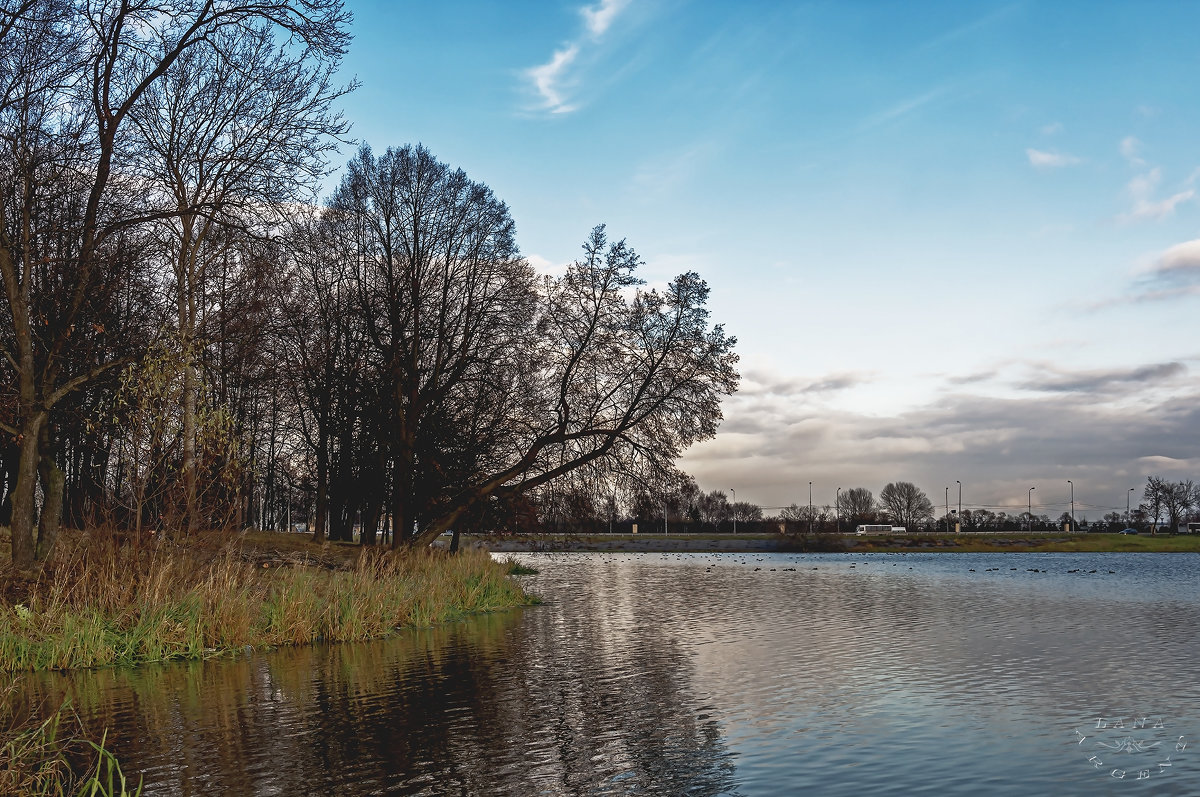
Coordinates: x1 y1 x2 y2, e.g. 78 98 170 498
329 0 1200 521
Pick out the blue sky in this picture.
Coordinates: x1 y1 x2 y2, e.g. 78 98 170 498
331 0 1200 520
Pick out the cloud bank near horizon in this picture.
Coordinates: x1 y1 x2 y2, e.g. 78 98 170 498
682 360 1200 517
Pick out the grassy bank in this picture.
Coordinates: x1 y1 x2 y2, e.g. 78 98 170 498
0 530 532 673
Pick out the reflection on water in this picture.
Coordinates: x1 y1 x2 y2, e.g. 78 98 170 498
20 552 1200 795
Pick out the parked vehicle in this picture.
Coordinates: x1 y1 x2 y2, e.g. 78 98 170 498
1118 528 1138 535
855 525 907 535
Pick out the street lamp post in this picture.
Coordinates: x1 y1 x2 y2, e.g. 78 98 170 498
957 480 962 528
1067 480 1074 531
835 484 844 535
1128 487 1134 528
945 486 949 533
808 482 813 535
1028 486 1036 532
730 488 736 535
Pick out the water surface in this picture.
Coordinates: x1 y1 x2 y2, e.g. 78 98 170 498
24 551 1200 794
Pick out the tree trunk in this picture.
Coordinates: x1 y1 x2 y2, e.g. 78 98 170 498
35 452 65 561
8 413 44 569
361 498 380 546
390 443 415 550
313 437 328 543
182 356 198 535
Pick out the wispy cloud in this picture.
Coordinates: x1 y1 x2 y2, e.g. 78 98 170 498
861 86 948 131
1119 167 1194 222
1041 121 1064 135
915 4 1020 52
1026 148 1081 168
523 0 631 115
1091 238 1200 308
526 45 581 114
630 139 720 198
581 0 630 37
1120 135 1144 166
1020 362 1186 394
1131 238 1200 302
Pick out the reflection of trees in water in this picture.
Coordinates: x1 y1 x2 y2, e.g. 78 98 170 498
20 595 740 796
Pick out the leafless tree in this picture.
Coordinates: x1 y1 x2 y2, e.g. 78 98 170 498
836 487 876 527
878 481 934 530
0 0 351 567
128 21 350 533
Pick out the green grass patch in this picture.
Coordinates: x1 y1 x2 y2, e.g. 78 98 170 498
0 532 533 673
504 558 539 575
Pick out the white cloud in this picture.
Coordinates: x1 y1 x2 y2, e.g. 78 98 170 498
525 45 580 114
526 253 569 277
682 363 1200 511
1026 148 1081 168
581 0 630 37
1119 167 1195 222
1041 121 1064 135
522 0 632 115
1094 238 1200 307
1144 239 1200 284
1120 135 1144 165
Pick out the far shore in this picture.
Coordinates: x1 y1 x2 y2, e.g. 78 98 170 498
454 532 1200 554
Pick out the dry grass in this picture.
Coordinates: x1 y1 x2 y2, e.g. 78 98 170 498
0 529 531 672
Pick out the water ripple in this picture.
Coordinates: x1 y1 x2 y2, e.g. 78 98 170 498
17 551 1200 795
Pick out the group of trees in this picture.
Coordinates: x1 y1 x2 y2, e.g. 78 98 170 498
545 475 1200 538
0 0 740 567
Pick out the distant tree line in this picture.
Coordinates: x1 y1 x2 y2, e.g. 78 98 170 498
530 475 1200 538
0 0 740 567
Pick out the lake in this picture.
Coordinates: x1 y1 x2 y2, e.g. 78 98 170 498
23 551 1200 795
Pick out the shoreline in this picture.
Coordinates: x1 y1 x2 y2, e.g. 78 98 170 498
463 532 1200 554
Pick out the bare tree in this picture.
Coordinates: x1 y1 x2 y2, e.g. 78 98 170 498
837 487 876 527
1142 476 1169 535
129 21 349 534
0 0 351 567
878 481 934 530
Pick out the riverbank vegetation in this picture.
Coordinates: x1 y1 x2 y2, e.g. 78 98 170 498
1 682 140 796
0 529 530 672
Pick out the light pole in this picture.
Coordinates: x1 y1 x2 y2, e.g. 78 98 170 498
957 480 962 532
730 488 736 535
808 481 813 535
945 486 949 533
1067 480 1074 531
1127 487 1134 528
1028 486 1036 532
836 487 842 535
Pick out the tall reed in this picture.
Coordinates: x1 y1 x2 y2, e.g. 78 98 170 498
0 532 531 672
